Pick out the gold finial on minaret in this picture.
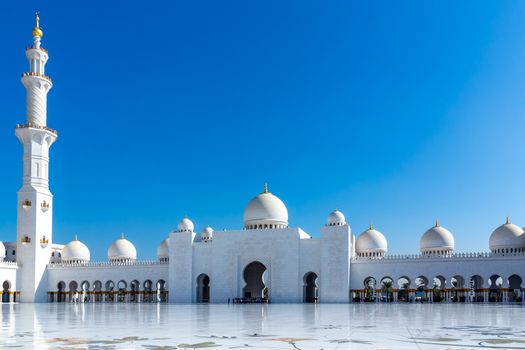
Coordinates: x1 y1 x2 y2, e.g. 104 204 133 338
32 11 43 38
506 216 510 224
263 183 269 194
73 234 78 241
435 218 440 227
120 232 125 240
369 223 373 230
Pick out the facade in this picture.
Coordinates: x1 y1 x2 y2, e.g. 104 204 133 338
1 16 525 305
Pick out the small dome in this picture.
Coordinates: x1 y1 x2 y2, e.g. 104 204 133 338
356 225 388 257
420 221 455 255
108 233 137 261
244 184 288 229
178 217 194 232
201 226 213 242
62 235 90 262
489 218 525 253
0 241 5 259
157 238 169 260
32 26 43 38
327 209 346 226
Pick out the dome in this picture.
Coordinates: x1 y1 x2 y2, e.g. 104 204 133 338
420 221 455 255
355 225 388 257
327 209 346 226
0 241 5 259
157 238 169 260
108 233 137 261
244 184 288 229
62 235 90 262
489 218 525 253
178 217 194 232
202 226 213 242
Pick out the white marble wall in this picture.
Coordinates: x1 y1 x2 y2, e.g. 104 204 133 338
320 224 352 302
169 230 196 303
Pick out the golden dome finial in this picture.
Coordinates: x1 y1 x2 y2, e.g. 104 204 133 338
435 218 440 227
506 216 510 225
73 233 78 241
120 232 125 240
263 182 268 194
369 222 373 230
32 11 43 38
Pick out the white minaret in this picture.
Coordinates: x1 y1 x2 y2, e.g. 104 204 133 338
15 13 57 302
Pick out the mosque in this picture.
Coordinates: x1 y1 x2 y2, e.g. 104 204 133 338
1 15 525 304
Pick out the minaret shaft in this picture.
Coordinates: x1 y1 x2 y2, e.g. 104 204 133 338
15 14 57 302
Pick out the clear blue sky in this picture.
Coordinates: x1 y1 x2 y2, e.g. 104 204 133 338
1 1 525 260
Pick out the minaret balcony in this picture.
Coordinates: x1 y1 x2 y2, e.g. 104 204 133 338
21 71 52 83
16 123 57 136
26 45 48 54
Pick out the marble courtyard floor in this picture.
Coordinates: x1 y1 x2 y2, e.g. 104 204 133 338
1 303 525 349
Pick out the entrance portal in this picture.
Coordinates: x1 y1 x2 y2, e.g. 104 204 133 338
303 272 318 303
243 261 268 301
2 281 11 303
196 274 210 302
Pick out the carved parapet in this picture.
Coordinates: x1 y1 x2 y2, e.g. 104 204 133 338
21 71 52 82
16 123 57 136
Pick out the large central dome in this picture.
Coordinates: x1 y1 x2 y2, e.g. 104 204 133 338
244 184 288 229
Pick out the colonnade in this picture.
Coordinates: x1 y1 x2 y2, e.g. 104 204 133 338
353 273 525 303
48 279 168 303
48 290 168 303
351 288 525 303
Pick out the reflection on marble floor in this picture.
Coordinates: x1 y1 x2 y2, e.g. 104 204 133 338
1 303 525 349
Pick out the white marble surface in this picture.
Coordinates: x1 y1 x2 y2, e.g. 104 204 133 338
1 303 525 349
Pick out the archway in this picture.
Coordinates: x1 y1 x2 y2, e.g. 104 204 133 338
117 280 127 302
397 276 411 302
363 277 377 301
196 274 210 303
243 261 268 301
69 281 78 302
157 280 167 302
432 276 446 302
415 276 429 302
105 280 115 302
130 280 140 303
80 281 90 303
489 275 503 302
57 281 66 302
93 280 103 302
143 280 153 302
303 272 318 303
2 281 11 303
380 277 394 302
508 274 522 302
470 275 484 302
450 275 465 302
